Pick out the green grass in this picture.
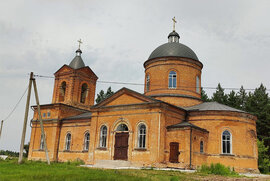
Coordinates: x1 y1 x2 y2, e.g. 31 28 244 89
0 159 248 181
0 159 197 181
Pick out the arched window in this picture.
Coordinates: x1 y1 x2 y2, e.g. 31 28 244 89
146 75 150 92
222 130 231 154
59 81 66 102
84 132 90 151
138 124 146 148
40 134 45 150
65 133 71 151
196 76 200 93
116 124 129 131
80 83 88 103
168 71 177 88
99 126 107 148
200 140 204 153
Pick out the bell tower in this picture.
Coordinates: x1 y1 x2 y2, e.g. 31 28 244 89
52 45 98 110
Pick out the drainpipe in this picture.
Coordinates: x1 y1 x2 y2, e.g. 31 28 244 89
189 127 192 169
157 111 161 162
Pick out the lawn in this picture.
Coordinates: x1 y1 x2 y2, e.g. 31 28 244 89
0 159 196 181
0 159 256 181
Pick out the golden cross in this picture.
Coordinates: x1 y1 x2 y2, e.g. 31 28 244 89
172 17 177 31
77 39 83 49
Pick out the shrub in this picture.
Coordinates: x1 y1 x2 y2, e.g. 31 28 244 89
170 176 179 181
258 139 270 174
198 163 238 176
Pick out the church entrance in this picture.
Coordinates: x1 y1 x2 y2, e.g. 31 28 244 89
169 142 180 163
114 124 129 160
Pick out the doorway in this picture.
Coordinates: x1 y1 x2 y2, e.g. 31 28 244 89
169 142 180 163
114 132 129 160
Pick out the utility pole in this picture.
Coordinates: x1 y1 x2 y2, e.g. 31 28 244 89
18 72 33 164
32 78 50 165
0 120 3 140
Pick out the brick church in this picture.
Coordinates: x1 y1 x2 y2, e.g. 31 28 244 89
28 24 258 172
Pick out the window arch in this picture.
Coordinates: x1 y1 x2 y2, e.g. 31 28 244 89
59 81 66 101
222 130 231 154
65 133 71 151
116 124 128 131
99 126 107 148
80 83 88 103
146 75 150 92
196 76 200 93
200 140 204 153
168 71 177 88
138 124 146 148
84 132 90 151
40 134 45 150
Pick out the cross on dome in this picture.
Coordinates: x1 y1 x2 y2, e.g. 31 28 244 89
172 17 177 31
168 17 180 43
78 39 83 49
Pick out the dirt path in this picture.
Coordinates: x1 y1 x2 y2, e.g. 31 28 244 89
196 175 270 181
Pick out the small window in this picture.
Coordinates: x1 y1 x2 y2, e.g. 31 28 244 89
99 126 107 148
138 124 146 148
59 81 66 102
84 132 90 151
47 112 51 117
196 76 200 93
40 134 45 150
80 83 88 103
146 75 150 92
43 113 46 117
168 71 177 88
222 130 231 154
200 141 204 153
65 133 71 151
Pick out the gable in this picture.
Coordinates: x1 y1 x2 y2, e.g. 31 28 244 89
54 65 73 75
106 94 145 106
77 66 98 80
93 87 158 108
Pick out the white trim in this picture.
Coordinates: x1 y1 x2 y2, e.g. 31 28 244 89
65 132 72 151
221 130 232 154
168 71 177 89
99 125 107 148
83 132 90 151
137 123 147 149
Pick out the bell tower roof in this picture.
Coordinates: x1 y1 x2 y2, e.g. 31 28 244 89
69 48 86 69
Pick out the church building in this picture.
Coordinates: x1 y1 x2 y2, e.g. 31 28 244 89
28 23 258 173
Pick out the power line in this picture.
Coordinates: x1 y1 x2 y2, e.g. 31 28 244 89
32 74 270 92
3 86 29 122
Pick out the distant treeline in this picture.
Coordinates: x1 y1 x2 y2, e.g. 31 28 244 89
0 150 19 157
0 143 29 157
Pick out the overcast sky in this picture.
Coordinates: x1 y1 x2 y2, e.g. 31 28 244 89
1 0 270 151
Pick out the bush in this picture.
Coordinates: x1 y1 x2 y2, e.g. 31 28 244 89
258 139 270 173
170 176 179 181
198 163 238 176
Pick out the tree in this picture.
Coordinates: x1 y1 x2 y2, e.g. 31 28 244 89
257 139 270 173
24 142 29 158
245 84 270 155
212 83 228 105
227 90 240 109
95 87 114 104
201 87 210 102
237 86 247 110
